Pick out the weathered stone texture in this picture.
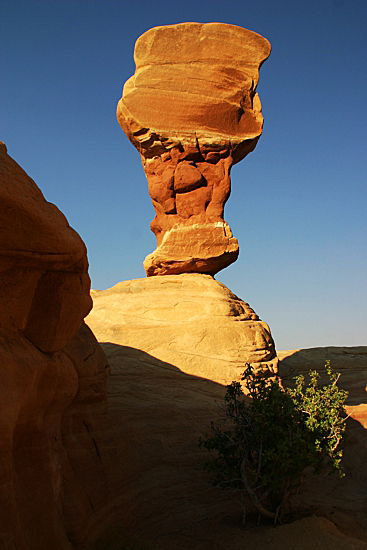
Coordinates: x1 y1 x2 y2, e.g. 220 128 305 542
87 273 278 383
0 142 91 351
117 23 271 276
84 314 367 549
0 143 109 550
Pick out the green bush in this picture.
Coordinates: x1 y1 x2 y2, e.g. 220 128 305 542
199 361 348 525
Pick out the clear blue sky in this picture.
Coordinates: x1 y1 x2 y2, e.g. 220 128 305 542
2 0 366 350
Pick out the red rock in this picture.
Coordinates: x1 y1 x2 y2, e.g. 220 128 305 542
2 139 365 549
0 144 109 549
174 161 205 193
117 23 271 276
144 223 239 276
0 142 91 351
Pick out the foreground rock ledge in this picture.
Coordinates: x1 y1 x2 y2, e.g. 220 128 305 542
0 143 109 550
86 273 278 383
84 337 367 549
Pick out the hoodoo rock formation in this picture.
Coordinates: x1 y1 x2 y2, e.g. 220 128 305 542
117 23 271 276
3 21 366 550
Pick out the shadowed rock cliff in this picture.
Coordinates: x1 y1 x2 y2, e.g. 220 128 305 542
0 143 109 549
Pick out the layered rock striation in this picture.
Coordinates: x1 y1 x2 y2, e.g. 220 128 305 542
0 143 109 550
87 273 278 383
2 142 366 549
117 23 271 276
86 299 367 549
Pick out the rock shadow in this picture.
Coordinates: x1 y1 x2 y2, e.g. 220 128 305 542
88 342 367 544
89 342 236 542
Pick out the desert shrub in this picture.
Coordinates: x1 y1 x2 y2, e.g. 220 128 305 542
199 361 348 524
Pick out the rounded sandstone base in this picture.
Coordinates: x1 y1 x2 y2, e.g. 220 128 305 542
87 273 278 384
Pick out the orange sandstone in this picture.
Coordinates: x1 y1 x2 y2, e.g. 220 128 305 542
0 143 109 549
117 23 271 276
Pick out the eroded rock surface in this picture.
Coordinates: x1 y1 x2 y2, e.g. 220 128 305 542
87 273 278 383
83 335 367 549
0 143 109 550
117 23 271 276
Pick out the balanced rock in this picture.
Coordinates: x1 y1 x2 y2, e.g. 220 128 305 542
86 273 278 383
117 23 271 276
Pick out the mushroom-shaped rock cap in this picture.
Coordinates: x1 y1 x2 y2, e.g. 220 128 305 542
118 22 271 163
133 22 271 68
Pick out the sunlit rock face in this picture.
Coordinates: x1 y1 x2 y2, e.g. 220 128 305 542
117 22 271 276
0 143 109 549
87 274 278 383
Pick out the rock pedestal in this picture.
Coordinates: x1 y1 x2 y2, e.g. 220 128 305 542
86 281 367 548
86 273 278 383
117 23 271 276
